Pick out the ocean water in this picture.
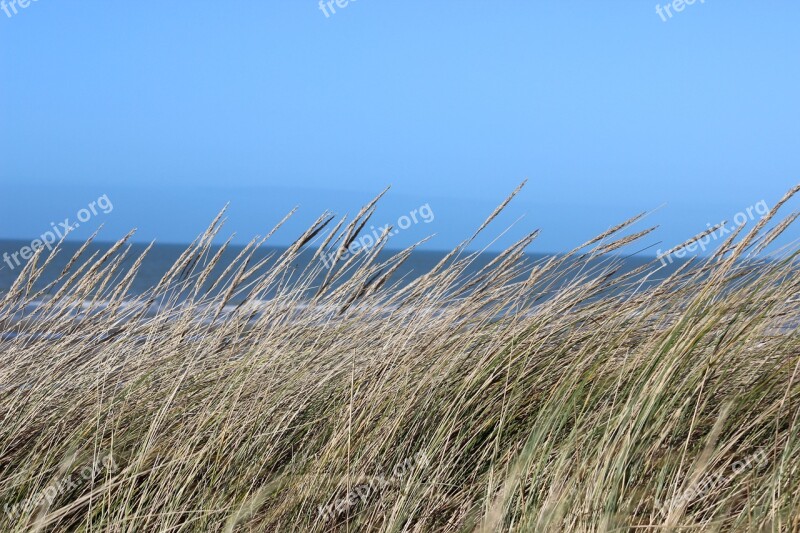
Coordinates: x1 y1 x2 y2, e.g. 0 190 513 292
0 239 662 306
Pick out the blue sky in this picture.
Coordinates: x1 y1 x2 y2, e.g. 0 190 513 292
1 1 798 255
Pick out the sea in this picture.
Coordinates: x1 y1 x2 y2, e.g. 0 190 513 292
0 239 669 307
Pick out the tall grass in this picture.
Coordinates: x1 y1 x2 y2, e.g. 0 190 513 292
1 185 799 531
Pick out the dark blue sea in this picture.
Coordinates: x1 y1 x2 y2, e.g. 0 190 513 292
0 239 667 306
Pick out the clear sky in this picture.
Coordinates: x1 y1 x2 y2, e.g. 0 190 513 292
1 1 798 255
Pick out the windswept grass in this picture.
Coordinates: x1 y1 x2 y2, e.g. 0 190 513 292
1 185 799 531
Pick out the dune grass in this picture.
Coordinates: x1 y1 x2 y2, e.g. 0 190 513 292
1 185 799 531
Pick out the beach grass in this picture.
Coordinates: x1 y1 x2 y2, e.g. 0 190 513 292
1 185 799 531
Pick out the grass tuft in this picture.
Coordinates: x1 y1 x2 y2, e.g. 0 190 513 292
1 186 799 531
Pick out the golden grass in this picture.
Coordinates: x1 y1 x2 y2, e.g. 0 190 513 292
1 185 799 531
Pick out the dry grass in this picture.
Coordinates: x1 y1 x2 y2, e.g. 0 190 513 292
1 185 799 532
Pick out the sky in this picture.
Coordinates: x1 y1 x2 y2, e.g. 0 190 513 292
1 1 799 256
